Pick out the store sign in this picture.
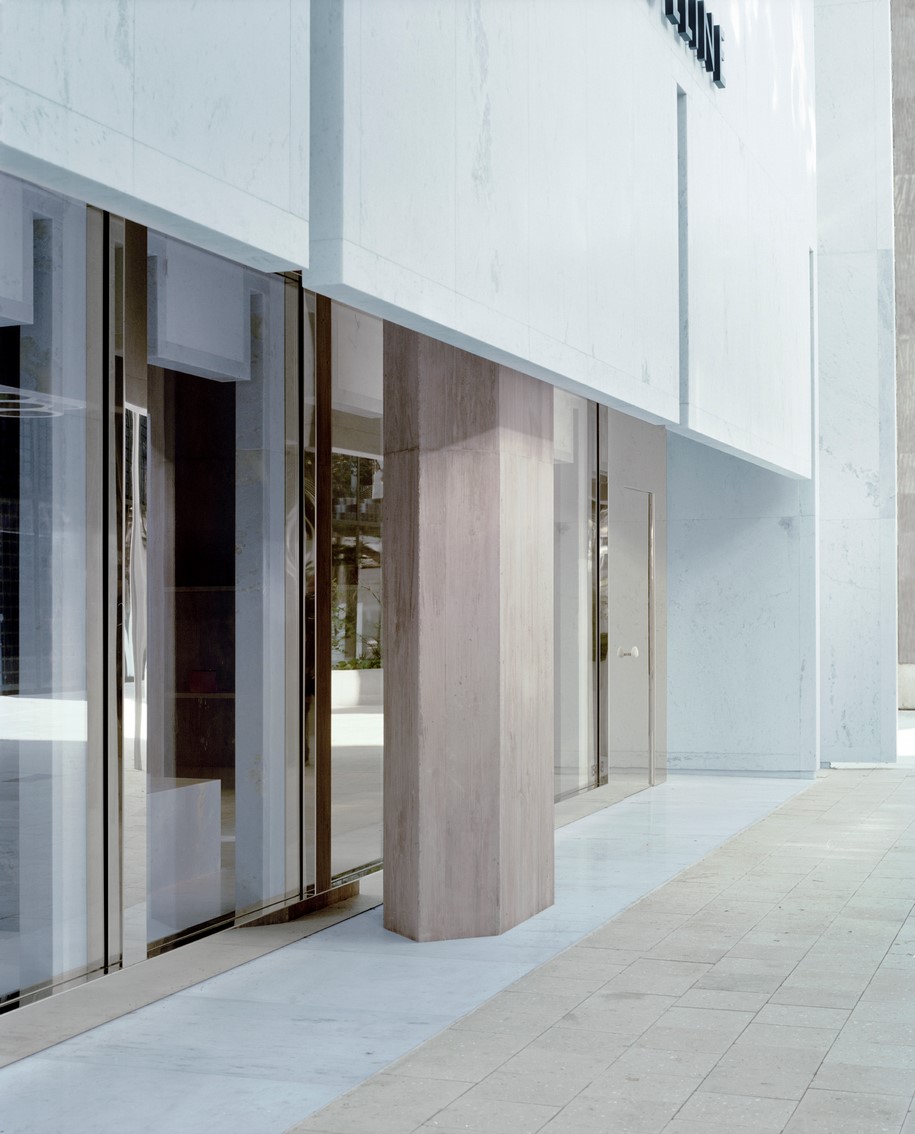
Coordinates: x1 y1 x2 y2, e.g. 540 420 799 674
664 0 725 88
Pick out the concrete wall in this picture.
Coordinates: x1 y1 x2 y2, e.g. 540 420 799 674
0 0 309 270
309 0 817 477
815 0 897 761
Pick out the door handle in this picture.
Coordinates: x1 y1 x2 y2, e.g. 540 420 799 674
616 646 640 658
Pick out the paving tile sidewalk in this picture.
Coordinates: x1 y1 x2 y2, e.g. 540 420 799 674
290 769 915 1134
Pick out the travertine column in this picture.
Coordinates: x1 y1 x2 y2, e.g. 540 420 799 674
383 323 554 941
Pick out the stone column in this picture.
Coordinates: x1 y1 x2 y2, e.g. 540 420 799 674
383 323 554 941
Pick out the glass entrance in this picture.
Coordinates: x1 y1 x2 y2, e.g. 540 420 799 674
0 176 96 1005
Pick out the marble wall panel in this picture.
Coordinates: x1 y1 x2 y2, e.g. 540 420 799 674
453 2 529 328
818 252 881 413
816 1 879 255
815 0 897 740
819 517 897 762
309 0 816 475
525 1 590 355
682 108 812 476
0 0 135 137
583 3 679 410
0 0 310 270
133 1 297 211
357 1 456 291
667 434 818 776
669 515 804 763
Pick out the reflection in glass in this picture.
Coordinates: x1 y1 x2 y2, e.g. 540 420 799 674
330 303 383 877
553 390 597 800
0 177 89 1003
137 235 289 947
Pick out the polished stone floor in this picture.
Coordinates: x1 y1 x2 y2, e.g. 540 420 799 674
0 773 814 1133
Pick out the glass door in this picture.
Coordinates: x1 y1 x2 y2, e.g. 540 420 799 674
0 176 98 1005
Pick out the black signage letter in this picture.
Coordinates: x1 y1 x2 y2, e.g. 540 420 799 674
713 24 725 87
700 10 716 71
682 0 695 42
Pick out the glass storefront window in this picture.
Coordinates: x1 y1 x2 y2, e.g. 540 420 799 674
329 303 383 877
0 174 93 1004
121 232 294 950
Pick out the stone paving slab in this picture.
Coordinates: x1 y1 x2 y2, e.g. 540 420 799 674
289 769 915 1134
